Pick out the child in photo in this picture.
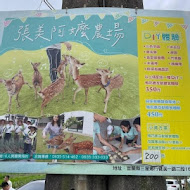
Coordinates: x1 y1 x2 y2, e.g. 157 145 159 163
119 120 138 149
24 125 37 159
122 117 141 155
106 125 123 141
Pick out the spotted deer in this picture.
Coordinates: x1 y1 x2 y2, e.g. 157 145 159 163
61 55 73 85
38 61 66 116
63 55 104 104
58 133 93 154
96 68 124 113
45 134 65 146
1 70 32 112
31 62 43 99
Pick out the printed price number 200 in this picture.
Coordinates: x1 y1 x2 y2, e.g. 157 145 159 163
143 150 161 163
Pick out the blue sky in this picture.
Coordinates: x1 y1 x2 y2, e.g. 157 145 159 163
0 0 190 11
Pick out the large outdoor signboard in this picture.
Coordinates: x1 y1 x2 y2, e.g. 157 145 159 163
0 8 189 176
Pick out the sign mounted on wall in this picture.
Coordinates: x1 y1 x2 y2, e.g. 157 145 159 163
0 7 189 176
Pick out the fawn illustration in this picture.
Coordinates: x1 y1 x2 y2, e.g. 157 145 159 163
1 70 32 112
38 60 66 116
96 68 124 113
31 62 43 99
63 55 104 104
58 133 93 154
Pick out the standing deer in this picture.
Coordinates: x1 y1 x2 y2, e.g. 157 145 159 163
96 68 124 113
1 70 32 112
58 134 93 154
31 62 43 99
54 59 68 80
63 55 104 104
38 60 66 116
61 55 73 84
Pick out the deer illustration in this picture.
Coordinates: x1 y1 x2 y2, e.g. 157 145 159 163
31 62 43 99
96 68 124 113
63 55 104 104
1 70 32 112
38 61 66 116
58 133 93 154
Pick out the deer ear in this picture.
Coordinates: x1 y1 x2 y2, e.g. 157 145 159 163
108 67 111 71
1 79 6 84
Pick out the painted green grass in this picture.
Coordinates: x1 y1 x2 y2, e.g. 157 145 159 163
0 173 45 189
0 42 139 119
36 128 92 161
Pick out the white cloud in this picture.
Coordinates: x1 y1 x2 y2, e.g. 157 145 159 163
1 0 190 11
143 0 190 11
0 0 62 11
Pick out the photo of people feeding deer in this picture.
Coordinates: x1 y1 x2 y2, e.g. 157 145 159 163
0 41 139 119
36 112 93 162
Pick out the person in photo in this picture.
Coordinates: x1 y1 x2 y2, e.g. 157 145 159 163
3 176 12 188
119 120 138 149
122 117 141 155
0 118 6 139
24 125 37 159
22 119 31 141
106 124 123 141
14 120 24 142
3 119 14 142
46 42 72 83
42 115 63 155
93 113 116 155
1 182 14 190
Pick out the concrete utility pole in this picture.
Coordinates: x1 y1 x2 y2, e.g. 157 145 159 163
45 175 167 190
45 1 166 189
62 0 143 9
